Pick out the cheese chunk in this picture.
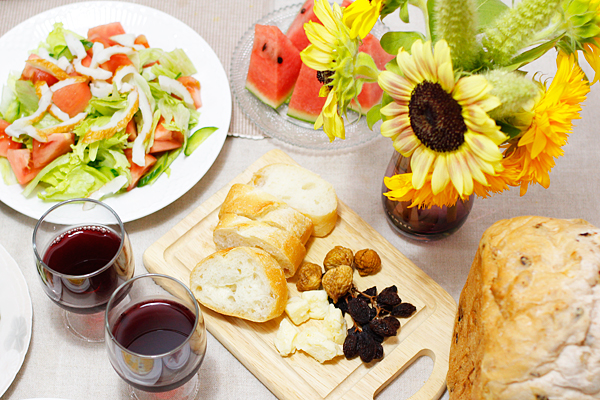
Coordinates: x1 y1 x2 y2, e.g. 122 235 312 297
285 296 310 325
323 304 347 345
294 326 344 363
274 318 299 356
302 290 329 320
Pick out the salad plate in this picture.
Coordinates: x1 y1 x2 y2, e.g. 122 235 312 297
0 243 33 398
230 3 386 151
0 1 231 223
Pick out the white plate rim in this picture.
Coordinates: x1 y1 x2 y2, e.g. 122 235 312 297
0 243 33 397
0 1 232 223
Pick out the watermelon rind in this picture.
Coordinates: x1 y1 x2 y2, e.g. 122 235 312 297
287 107 320 123
245 79 291 110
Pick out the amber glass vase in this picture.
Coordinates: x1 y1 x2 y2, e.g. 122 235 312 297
381 151 474 241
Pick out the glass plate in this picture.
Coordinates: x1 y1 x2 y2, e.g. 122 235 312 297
230 3 388 151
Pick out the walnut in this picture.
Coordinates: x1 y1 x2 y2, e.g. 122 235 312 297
323 246 354 271
296 262 323 292
354 249 381 276
322 265 353 303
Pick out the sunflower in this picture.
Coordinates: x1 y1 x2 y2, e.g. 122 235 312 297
342 0 384 39
379 40 507 206
301 0 369 141
501 52 589 195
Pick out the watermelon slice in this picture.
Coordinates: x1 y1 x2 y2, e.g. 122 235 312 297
287 63 327 123
286 0 352 51
350 34 395 114
246 24 302 109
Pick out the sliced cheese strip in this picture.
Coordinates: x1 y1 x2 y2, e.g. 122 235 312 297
49 104 70 121
73 58 112 81
64 32 87 60
25 58 70 80
90 45 133 68
110 34 136 48
131 87 153 167
5 83 53 141
50 76 89 93
90 81 112 98
82 89 139 143
39 112 87 136
158 75 194 107
85 175 129 206
113 65 138 93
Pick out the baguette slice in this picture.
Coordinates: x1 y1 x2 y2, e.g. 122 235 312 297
213 213 306 278
190 247 288 322
219 183 314 244
249 163 338 237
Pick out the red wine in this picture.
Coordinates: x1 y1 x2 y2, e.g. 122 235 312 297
43 225 120 275
112 299 196 355
39 225 132 314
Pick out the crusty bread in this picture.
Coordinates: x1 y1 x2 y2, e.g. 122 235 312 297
448 216 600 400
213 213 306 278
189 247 288 322
219 183 314 244
248 163 338 237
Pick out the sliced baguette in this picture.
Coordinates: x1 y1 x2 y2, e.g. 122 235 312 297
219 183 314 244
190 247 288 322
213 214 306 278
248 163 338 237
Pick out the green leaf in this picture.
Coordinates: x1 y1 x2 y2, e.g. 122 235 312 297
185 126 218 156
505 38 559 70
427 0 436 41
380 31 425 56
497 121 522 139
381 0 406 20
476 0 508 30
399 1 410 23
366 104 382 130
567 0 589 16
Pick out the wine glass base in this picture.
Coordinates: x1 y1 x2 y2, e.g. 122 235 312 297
129 374 200 400
63 309 105 343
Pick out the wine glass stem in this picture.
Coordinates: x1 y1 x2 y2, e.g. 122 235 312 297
64 309 106 343
129 373 200 400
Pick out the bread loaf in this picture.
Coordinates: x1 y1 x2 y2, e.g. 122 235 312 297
189 247 288 322
249 163 338 237
219 183 314 244
213 213 306 278
448 216 600 400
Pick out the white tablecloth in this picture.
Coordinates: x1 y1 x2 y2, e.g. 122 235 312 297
1 1 599 399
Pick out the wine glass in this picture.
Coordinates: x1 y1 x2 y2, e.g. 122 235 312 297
32 198 134 342
105 274 207 400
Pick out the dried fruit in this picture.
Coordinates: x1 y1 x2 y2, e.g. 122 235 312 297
369 316 400 337
392 302 417 318
323 246 354 271
343 327 359 358
354 248 381 276
347 297 372 325
377 285 401 308
322 264 353 303
357 331 377 363
295 262 323 292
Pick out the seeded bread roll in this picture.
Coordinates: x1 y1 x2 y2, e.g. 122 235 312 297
190 247 288 322
219 183 314 244
448 216 600 400
249 163 338 237
213 213 306 278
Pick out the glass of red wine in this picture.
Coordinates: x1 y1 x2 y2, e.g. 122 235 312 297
105 274 206 400
32 198 134 342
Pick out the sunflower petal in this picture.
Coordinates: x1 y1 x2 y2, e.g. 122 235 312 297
431 153 450 194
410 146 435 189
464 133 503 162
447 152 464 194
378 71 413 102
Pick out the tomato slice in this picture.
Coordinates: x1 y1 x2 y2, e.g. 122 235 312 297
52 82 92 118
21 54 59 86
150 118 184 153
177 76 202 109
126 119 137 142
134 35 150 48
87 22 126 46
100 53 134 76
31 133 75 169
6 148 42 185
0 120 22 157
124 149 157 191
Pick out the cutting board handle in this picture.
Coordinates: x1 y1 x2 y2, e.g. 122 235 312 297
405 348 447 400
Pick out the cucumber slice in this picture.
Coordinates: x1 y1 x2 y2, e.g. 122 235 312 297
137 148 182 187
185 126 218 156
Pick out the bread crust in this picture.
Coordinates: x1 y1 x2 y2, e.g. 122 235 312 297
448 216 600 400
189 247 288 322
249 163 338 237
219 183 314 244
213 213 306 278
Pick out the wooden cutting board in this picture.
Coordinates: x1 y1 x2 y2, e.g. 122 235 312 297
143 149 457 400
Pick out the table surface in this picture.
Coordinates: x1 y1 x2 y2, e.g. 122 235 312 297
1 1 599 399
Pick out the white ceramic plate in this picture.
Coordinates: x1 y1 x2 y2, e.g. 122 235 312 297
0 243 33 397
0 1 231 223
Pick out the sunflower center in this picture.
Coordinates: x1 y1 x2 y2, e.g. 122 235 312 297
408 81 467 153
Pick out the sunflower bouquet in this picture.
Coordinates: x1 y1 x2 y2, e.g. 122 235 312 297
301 0 599 208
